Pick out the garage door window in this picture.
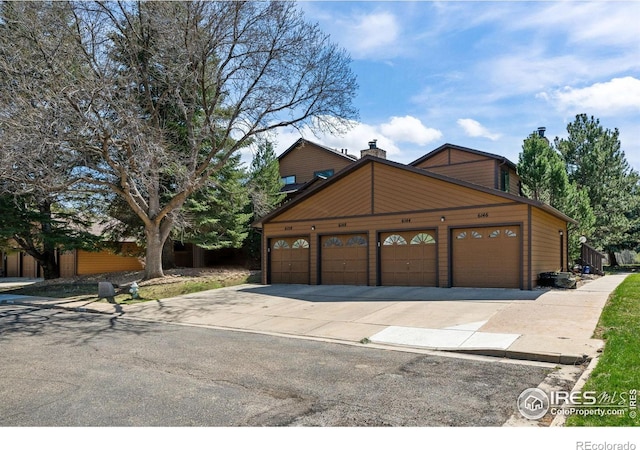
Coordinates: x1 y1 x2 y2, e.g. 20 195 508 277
489 230 500 238
346 236 367 246
506 229 517 237
273 240 289 249
410 233 436 244
456 232 467 239
324 237 343 247
383 234 407 245
292 239 309 248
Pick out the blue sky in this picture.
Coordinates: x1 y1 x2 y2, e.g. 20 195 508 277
268 1 640 170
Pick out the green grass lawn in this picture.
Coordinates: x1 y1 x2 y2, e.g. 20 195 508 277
566 273 640 426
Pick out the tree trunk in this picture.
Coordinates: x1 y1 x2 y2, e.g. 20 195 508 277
144 220 173 280
40 250 60 280
144 228 165 280
607 250 619 267
162 237 176 269
38 200 61 280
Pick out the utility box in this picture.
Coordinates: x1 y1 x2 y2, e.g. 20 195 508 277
98 281 116 299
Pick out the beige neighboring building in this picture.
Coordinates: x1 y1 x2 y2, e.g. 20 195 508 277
2 243 143 278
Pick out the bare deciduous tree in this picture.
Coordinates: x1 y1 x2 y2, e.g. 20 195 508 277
0 1 358 279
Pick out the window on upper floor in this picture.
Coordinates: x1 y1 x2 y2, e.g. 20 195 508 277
500 169 510 192
281 175 296 185
314 169 334 179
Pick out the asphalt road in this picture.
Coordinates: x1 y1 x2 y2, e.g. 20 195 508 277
0 305 551 426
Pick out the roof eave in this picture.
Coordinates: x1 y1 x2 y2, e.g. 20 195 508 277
410 143 518 170
278 137 357 162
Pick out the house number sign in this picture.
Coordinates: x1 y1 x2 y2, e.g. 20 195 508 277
477 212 489 218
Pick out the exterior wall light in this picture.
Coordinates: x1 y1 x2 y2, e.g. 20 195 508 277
440 216 445 222
311 225 315 230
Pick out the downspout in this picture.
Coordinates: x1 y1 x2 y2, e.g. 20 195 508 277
560 230 565 272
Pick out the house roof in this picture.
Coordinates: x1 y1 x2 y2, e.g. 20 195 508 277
254 154 576 228
409 143 518 171
278 138 357 162
280 176 328 195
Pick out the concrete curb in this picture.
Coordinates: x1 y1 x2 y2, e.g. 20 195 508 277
549 354 601 427
447 348 590 365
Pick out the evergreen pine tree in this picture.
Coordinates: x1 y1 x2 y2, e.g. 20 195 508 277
555 114 639 265
180 154 252 251
518 132 595 263
245 141 286 265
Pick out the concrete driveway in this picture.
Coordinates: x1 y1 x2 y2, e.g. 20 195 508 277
1 274 628 364
111 275 630 363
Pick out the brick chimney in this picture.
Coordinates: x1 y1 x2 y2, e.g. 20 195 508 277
360 139 387 159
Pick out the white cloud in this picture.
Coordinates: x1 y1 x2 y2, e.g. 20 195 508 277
338 11 400 59
512 2 640 48
379 116 443 145
538 77 640 116
457 119 502 141
353 13 398 45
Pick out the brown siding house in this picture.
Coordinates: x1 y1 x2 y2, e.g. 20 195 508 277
278 138 357 196
411 143 521 196
256 146 573 290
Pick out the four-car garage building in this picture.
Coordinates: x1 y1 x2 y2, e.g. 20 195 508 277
256 144 573 290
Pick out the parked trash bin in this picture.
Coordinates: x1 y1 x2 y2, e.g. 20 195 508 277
538 272 556 287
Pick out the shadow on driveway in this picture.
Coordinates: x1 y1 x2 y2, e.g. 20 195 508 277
236 284 546 303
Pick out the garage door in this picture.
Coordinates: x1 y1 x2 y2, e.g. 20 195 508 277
21 253 38 278
269 237 310 284
6 253 19 277
321 234 368 285
452 226 520 288
380 231 437 286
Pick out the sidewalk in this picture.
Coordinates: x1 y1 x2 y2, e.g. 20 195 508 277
0 274 628 364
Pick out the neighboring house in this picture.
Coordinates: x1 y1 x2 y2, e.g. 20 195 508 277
410 143 521 196
278 138 358 197
255 142 574 290
1 243 143 278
